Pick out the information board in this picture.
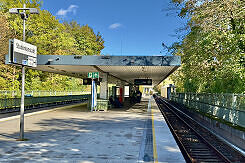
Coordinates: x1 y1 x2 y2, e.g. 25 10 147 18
134 79 152 85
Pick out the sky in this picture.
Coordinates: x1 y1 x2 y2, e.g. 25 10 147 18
41 0 186 56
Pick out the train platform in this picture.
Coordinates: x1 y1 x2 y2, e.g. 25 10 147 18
0 98 184 162
148 97 185 162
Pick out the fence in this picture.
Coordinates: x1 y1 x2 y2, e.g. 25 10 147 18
0 94 90 109
0 90 90 98
170 92 245 128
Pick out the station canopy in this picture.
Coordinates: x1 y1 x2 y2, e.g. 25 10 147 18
33 55 181 86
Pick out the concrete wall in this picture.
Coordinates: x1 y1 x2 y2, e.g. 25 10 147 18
182 106 245 150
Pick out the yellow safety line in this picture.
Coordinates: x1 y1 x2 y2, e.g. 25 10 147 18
0 103 87 122
151 102 158 163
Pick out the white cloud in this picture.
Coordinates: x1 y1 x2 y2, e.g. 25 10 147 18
56 5 78 16
109 23 122 29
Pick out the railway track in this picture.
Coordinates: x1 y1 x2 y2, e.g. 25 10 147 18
154 95 245 163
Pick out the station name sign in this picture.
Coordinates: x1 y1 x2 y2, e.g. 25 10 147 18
9 39 37 67
14 40 36 57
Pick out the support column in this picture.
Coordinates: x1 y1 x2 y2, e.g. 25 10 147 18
100 73 108 100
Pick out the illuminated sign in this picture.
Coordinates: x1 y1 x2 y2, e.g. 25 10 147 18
88 72 99 79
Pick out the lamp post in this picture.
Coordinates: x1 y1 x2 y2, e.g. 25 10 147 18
9 4 39 140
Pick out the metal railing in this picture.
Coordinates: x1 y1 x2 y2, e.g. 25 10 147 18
0 94 90 110
170 92 245 128
0 90 90 98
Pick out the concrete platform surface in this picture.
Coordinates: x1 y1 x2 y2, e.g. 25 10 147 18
0 99 185 163
0 103 148 163
150 97 185 163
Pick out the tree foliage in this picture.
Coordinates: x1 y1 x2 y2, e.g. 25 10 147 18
0 0 104 91
169 0 245 93
0 11 20 90
64 21 104 55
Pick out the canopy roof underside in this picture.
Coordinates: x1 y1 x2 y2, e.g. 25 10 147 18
29 55 181 86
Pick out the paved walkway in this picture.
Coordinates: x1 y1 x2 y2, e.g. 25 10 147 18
0 99 185 163
0 103 148 163
150 97 185 162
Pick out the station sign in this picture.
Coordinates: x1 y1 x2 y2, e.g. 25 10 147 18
9 39 37 67
134 79 152 85
88 72 99 79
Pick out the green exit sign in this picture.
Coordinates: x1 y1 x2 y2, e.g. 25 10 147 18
88 72 99 79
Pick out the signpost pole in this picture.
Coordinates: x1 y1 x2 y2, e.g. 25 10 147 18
9 3 39 141
20 65 25 140
91 79 94 112
88 72 99 112
20 3 26 140
23 4 26 42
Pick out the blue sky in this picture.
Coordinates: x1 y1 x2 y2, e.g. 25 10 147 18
41 0 186 56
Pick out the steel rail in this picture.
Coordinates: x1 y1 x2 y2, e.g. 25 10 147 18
158 97 231 163
154 98 195 162
165 99 245 161
154 95 235 162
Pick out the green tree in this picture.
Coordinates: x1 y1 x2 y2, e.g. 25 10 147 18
64 21 104 55
0 11 20 91
168 0 245 93
0 0 104 92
